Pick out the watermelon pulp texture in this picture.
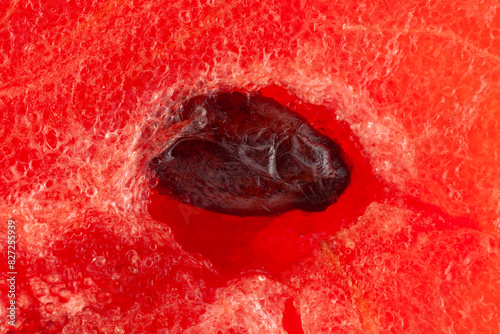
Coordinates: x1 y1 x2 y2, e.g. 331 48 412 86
1 0 500 333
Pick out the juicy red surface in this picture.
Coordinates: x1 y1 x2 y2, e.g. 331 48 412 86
1 0 500 333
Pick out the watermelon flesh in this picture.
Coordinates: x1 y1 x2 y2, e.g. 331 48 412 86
1 0 500 333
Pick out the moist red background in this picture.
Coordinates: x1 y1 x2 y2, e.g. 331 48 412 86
1 0 500 333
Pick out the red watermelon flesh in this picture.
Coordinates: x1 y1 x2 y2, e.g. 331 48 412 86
1 0 500 333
